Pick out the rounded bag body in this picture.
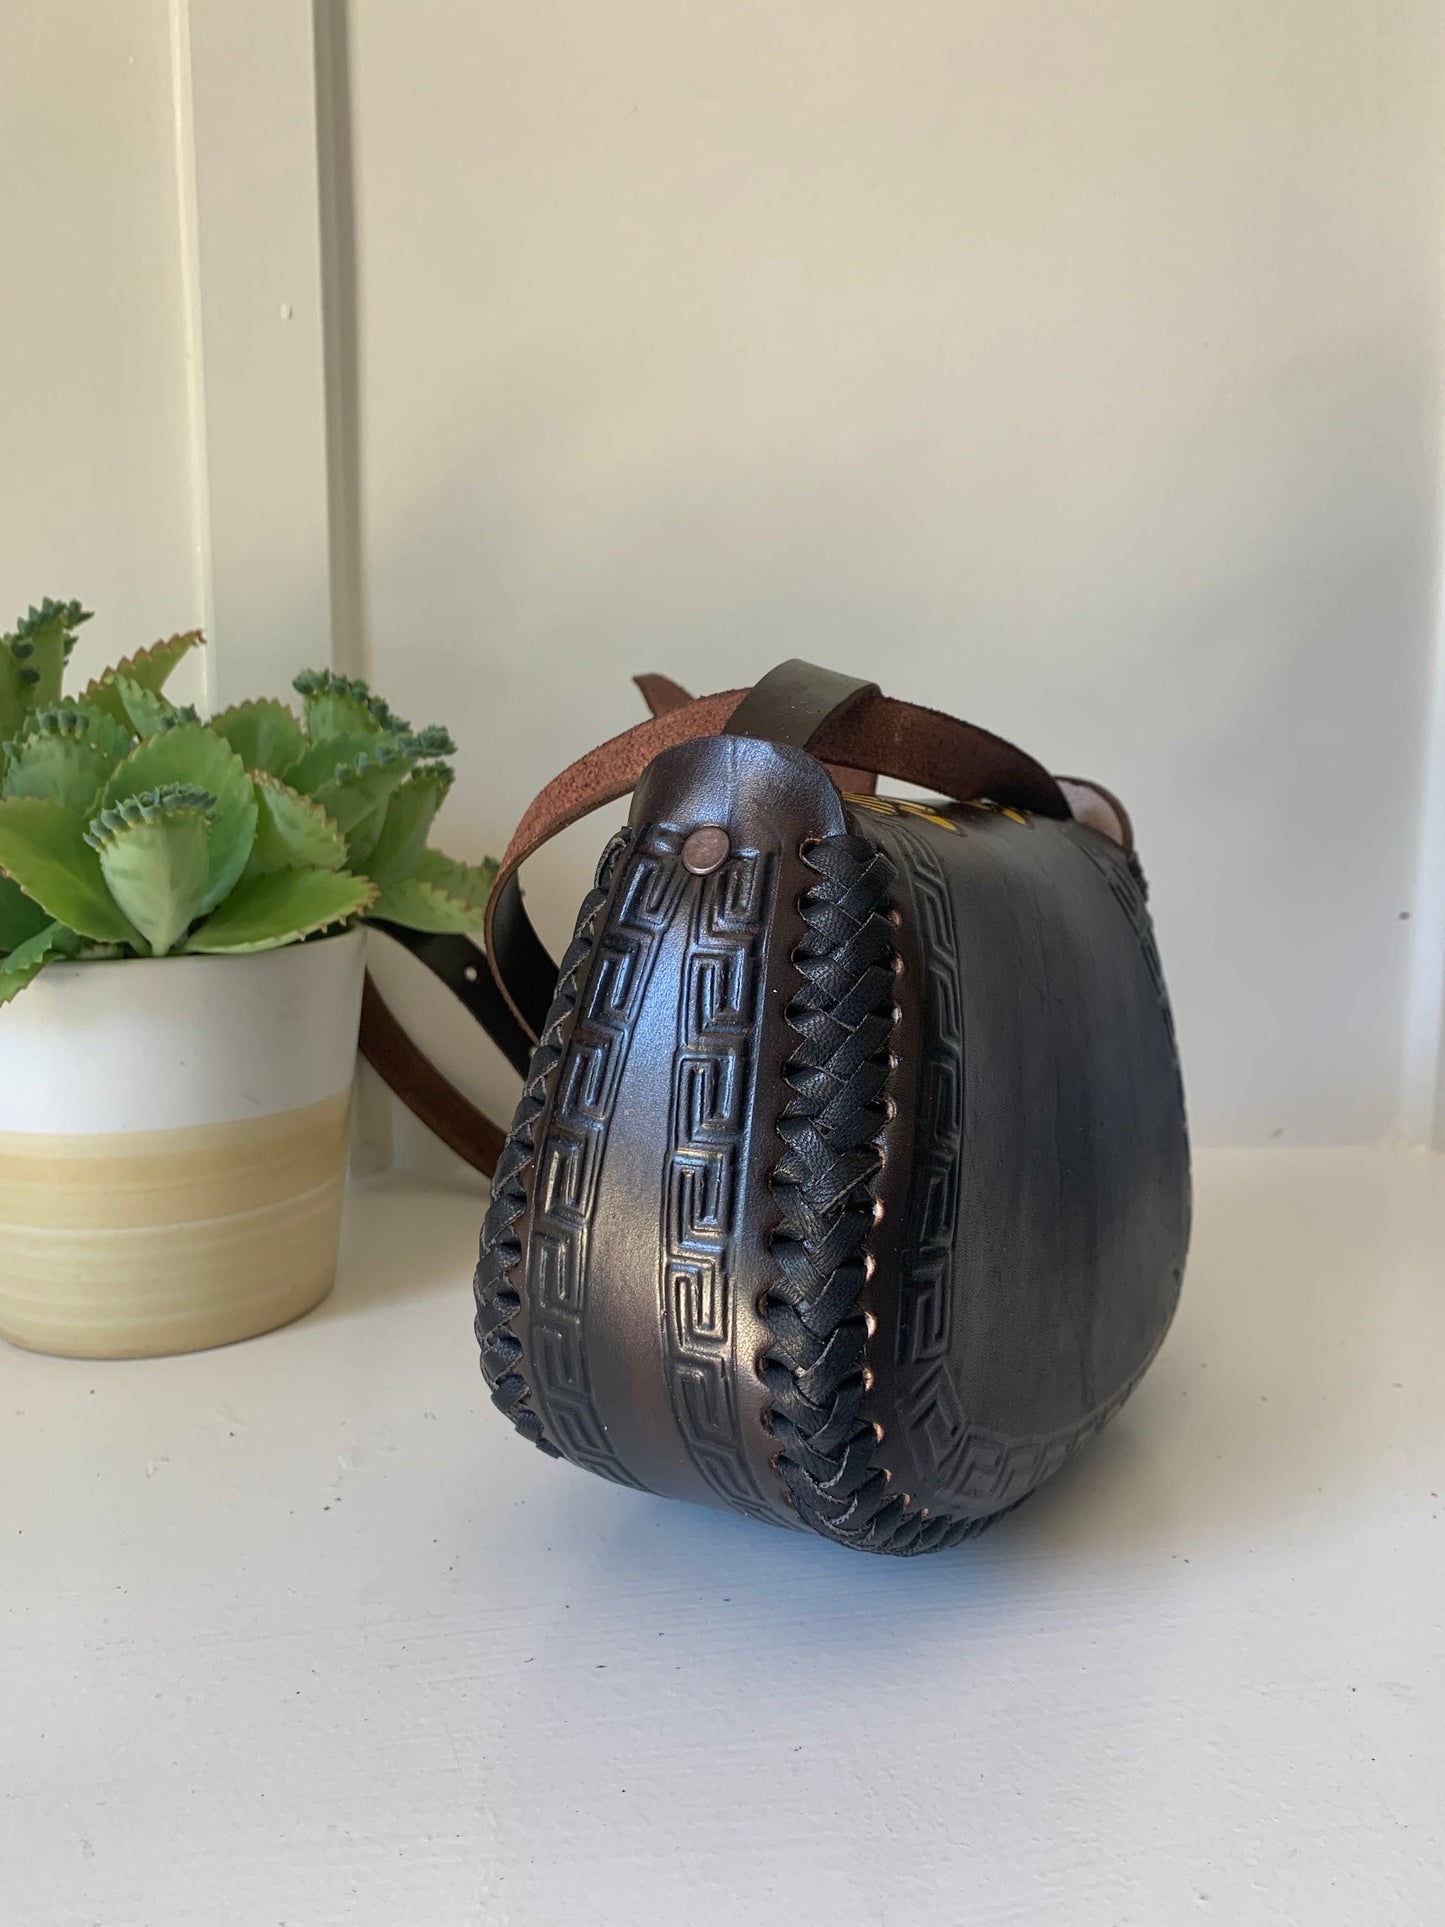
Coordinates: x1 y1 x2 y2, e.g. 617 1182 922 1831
470 662 1189 1556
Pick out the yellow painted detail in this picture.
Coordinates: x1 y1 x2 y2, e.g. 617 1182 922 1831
841 791 1034 833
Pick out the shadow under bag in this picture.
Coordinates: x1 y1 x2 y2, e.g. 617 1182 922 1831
435 661 1189 1554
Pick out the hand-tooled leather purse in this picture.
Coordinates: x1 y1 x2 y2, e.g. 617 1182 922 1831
364 661 1190 1555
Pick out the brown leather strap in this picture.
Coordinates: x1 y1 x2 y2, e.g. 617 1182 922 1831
484 665 1074 1040
636 667 878 793
357 677 698 1177
358 973 507 1176
359 662 1124 1175
633 672 693 716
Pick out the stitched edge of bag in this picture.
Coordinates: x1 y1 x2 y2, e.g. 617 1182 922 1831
472 829 632 1457
756 830 1021 1555
761 825 1180 1555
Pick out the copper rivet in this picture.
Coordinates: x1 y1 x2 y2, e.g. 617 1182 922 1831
682 825 731 875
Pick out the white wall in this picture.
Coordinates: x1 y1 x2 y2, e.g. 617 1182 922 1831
349 0 1445 1152
0 0 206 708
5 2 1445 1155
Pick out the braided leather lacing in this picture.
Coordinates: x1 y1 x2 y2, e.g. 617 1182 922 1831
760 833 1014 1556
473 831 631 1455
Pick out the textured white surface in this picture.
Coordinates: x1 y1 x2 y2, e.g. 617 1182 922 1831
0 932 365 1134
3 1150 1441 1926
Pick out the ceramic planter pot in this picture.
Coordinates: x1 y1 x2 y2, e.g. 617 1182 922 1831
0 928 365 1358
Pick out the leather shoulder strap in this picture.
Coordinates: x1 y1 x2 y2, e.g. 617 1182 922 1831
724 659 878 746
484 661 1072 1040
360 660 1120 1178
637 663 880 793
359 973 508 1173
633 671 693 716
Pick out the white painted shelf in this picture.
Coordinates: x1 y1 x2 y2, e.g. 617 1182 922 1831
3 1151 1442 1926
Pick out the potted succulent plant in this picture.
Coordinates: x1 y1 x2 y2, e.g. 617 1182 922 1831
0 600 495 1359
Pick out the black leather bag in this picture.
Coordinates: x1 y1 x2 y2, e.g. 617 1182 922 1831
379 661 1190 1555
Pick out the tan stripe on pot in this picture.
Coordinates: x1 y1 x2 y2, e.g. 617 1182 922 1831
0 1171 347 1358
0 1091 351 1230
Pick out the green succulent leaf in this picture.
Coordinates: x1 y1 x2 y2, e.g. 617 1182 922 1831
358 765 454 884
286 731 404 798
86 786 216 957
288 734 420 840
185 867 376 954
0 871 51 952
209 698 307 779
4 599 91 720
14 598 91 656
101 722 256 915
14 701 135 762
369 871 497 936
340 802 387 870
1 728 123 816
0 647 31 746
247 775 347 876
412 848 497 910
292 668 418 748
82 630 205 728
0 797 143 945
321 757 420 841
112 675 198 738
0 919 84 1007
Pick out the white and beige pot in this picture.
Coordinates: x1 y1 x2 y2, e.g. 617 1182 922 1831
0 928 365 1359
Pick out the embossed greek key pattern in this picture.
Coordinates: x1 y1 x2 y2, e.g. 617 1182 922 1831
891 1351 1148 1510
659 848 779 1523
882 811 1171 1519
889 820 965 1370
522 827 690 1487
1066 829 1182 1060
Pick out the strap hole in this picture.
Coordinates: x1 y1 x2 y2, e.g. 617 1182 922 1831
463 964 478 983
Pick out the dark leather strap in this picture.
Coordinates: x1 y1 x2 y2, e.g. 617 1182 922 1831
359 662 1122 1175
358 973 507 1176
369 922 533 1077
356 924 535 1179
724 659 878 748
484 875 560 1042
638 664 879 793
483 664 1074 1041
